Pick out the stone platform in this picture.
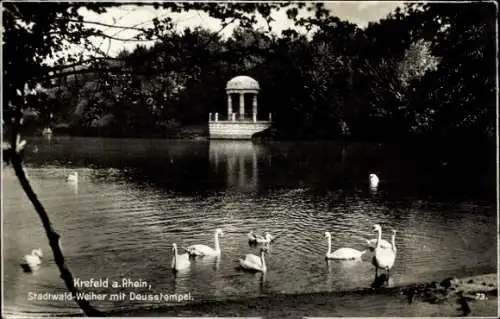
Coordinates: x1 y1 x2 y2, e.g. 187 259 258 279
209 120 271 139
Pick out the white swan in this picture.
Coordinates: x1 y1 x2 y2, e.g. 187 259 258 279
372 224 396 278
67 172 78 183
185 228 223 257
248 231 274 244
247 230 259 241
21 248 43 271
366 238 392 250
239 247 267 272
42 127 53 136
324 232 366 260
171 243 190 271
369 173 379 188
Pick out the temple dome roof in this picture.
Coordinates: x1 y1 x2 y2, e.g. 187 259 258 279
226 76 260 91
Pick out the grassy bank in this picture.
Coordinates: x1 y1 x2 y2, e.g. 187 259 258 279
100 273 497 318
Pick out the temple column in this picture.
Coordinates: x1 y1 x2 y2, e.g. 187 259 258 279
239 93 245 120
252 94 257 122
227 94 233 120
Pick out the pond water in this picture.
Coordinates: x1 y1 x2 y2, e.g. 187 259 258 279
2 136 496 316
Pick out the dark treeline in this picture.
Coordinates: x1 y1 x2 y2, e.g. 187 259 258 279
6 2 496 144
2 4 494 316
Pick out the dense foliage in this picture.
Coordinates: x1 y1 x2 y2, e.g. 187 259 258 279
3 3 495 316
3 2 497 142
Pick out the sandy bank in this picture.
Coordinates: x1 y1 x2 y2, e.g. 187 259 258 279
100 273 497 317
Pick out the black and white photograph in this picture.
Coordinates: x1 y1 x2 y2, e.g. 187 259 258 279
1 0 498 317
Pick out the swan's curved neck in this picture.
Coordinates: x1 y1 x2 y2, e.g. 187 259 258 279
173 247 178 265
375 228 382 247
326 235 332 255
391 234 396 252
214 232 220 251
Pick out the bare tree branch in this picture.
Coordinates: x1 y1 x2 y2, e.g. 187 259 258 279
36 19 242 83
8 89 104 316
45 56 126 73
89 32 157 42
66 18 147 31
38 66 133 83
200 17 238 48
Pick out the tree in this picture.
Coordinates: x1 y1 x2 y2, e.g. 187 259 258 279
404 2 496 139
398 39 440 88
2 2 300 315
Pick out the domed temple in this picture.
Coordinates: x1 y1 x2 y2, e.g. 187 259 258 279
209 76 271 139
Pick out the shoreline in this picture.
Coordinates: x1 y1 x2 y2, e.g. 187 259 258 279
103 273 498 318
2 273 497 318
12 127 496 145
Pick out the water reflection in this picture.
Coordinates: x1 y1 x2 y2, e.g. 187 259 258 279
67 179 78 194
191 255 221 271
209 141 263 191
173 267 191 296
371 273 394 289
325 258 370 290
259 272 267 294
327 259 362 271
213 256 220 271
2 137 496 316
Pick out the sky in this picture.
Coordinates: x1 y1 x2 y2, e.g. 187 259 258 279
76 1 404 57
